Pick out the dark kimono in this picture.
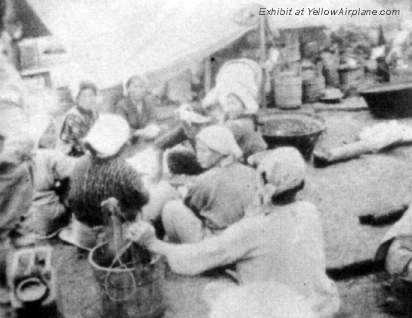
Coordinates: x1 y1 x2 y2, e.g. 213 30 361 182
60 106 98 157
115 96 154 130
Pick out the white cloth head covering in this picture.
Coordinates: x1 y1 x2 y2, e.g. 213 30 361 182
218 82 259 114
257 147 306 196
203 81 259 115
196 125 243 159
202 58 261 114
83 113 130 158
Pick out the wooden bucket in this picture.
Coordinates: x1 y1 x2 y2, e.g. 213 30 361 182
302 76 325 103
320 52 340 87
273 74 302 109
302 65 325 103
89 242 166 318
339 67 364 94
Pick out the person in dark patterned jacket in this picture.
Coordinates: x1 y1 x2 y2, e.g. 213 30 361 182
59 114 149 251
59 82 98 157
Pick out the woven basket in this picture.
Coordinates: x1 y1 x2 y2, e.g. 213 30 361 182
320 52 340 87
302 74 326 103
339 67 364 93
89 242 166 318
273 73 302 109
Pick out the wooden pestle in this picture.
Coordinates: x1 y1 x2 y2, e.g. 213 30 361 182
101 198 126 266
101 198 148 268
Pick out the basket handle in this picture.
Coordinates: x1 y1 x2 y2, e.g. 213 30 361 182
101 198 124 255
103 269 137 302
315 61 323 77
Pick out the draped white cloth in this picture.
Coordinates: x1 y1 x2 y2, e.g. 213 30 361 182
26 0 406 89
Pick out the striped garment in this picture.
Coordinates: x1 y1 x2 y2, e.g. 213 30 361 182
68 154 149 227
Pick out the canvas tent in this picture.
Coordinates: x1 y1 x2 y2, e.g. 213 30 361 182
22 0 407 91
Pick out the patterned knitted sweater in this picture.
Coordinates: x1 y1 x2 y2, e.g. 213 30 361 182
68 154 149 226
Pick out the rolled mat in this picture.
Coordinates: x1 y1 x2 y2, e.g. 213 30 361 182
359 204 409 227
326 258 384 281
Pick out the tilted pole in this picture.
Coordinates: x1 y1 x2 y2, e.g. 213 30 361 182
259 15 267 109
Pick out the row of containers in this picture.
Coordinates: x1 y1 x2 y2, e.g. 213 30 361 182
269 60 364 109
269 26 366 109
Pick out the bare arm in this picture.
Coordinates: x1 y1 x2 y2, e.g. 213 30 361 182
153 124 188 151
143 219 257 276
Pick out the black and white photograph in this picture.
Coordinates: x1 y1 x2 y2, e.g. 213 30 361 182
1 0 412 317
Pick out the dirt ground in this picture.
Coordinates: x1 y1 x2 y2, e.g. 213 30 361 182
52 106 412 318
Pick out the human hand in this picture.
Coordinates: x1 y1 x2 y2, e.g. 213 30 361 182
125 221 156 247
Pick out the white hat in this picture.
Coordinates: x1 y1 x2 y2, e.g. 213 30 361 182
196 125 243 159
257 147 306 196
83 114 130 158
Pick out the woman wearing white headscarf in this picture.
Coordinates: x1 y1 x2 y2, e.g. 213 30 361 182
160 125 257 243
126 147 340 318
202 58 267 160
154 78 267 176
59 114 149 250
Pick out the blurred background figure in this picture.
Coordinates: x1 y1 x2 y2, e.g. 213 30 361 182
59 81 99 157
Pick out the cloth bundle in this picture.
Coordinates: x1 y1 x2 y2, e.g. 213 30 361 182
359 121 412 151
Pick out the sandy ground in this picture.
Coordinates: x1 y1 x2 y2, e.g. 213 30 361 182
51 107 412 318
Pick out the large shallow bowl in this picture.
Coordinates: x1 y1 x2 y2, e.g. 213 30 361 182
359 82 412 118
257 112 325 160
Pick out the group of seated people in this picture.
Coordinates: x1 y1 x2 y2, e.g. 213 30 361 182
1 62 340 317
3 57 412 317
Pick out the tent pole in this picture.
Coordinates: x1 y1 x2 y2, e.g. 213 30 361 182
204 57 212 93
259 15 267 110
